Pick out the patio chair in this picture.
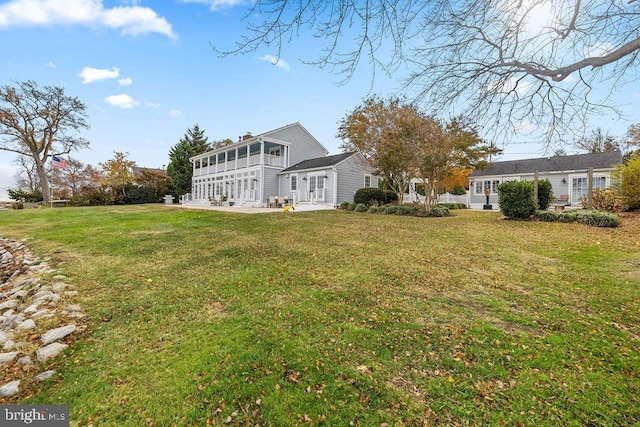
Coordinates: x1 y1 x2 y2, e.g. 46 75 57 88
267 195 277 208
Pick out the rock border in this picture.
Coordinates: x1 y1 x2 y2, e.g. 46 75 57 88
0 236 85 399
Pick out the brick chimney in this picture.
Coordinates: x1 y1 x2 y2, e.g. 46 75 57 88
242 132 252 141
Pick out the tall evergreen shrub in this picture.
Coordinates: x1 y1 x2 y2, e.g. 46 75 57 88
498 181 537 219
537 178 553 210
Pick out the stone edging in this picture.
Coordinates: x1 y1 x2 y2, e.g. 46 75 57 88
0 236 85 399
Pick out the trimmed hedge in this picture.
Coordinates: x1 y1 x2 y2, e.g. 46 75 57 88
537 178 553 211
354 188 387 206
498 181 537 219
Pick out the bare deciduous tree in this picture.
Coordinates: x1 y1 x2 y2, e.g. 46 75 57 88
0 80 90 202
12 156 40 192
219 0 640 144
573 127 621 153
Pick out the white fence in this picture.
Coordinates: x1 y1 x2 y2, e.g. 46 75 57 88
403 192 468 206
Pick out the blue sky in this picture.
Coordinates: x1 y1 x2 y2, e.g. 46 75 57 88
1 0 639 198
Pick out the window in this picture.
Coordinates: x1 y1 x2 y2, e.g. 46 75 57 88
572 176 608 203
364 174 372 188
290 175 298 191
475 180 500 195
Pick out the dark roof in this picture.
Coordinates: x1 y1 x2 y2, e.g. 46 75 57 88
470 151 622 177
132 166 166 175
280 152 357 173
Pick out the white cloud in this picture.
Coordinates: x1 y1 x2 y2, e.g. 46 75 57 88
181 0 247 12
0 0 176 38
258 54 291 71
46 61 56 68
170 109 182 117
79 66 119 84
105 93 139 109
118 77 133 86
584 43 614 58
514 122 537 133
488 77 532 96
145 101 160 107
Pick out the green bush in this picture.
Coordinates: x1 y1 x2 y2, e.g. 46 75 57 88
537 178 553 211
450 186 467 195
615 152 640 210
339 201 351 210
575 210 620 227
534 209 620 227
354 188 387 206
498 181 537 219
384 190 399 204
429 205 451 217
536 211 559 222
383 205 398 215
367 206 379 213
124 185 161 204
354 203 368 212
8 188 43 203
438 203 466 210
347 202 357 211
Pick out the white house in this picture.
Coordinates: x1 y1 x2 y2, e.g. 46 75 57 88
185 122 378 207
468 151 623 209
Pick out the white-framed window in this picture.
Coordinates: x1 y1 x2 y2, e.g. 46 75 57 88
290 174 298 191
572 176 607 203
474 180 500 195
364 174 372 188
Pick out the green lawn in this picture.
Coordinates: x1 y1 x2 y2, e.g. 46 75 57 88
0 205 639 426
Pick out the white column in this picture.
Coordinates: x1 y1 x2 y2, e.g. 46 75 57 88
235 148 238 170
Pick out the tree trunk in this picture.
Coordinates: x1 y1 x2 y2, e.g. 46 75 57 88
35 157 51 203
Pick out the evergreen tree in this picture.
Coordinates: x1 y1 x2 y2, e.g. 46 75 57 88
167 124 211 196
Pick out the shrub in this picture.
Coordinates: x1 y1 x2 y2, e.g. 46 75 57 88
354 203 368 212
354 188 387 206
536 211 560 222
429 205 451 217
11 202 24 210
367 206 379 213
8 188 43 203
498 181 537 219
575 210 620 227
339 201 351 210
124 185 160 204
438 203 466 210
383 205 398 215
450 186 467 195
580 188 622 213
347 202 357 211
615 152 640 211
534 209 620 227
537 178 553 211
384 190 399 204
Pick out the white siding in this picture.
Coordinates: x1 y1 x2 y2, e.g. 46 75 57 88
267 124 328 166
336 155 377 204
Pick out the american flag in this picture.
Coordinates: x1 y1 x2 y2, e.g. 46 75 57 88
52 155 69 169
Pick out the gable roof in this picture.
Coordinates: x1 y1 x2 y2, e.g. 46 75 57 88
470 151 623 177
191 122 328 160
280 152 357 173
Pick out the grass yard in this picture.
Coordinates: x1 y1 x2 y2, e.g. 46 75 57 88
0 205 639 426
